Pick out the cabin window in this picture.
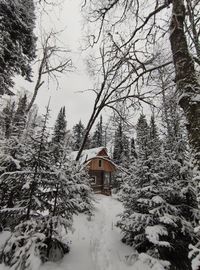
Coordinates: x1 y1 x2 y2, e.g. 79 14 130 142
90 176 96 184
99 159 103 167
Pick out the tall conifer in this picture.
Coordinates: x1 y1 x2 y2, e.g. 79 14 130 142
118 112 199 270
72 120 85 151
92 116 103 147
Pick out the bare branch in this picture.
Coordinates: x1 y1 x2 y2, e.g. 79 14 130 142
26 31 73 113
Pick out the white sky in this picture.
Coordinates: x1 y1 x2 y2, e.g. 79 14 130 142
13 0 148 133
15 0 97 129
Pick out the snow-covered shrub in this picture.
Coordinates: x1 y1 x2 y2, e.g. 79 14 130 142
1 220 45 270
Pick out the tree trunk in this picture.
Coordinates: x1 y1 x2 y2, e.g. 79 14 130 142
75 102 103 161
170 0 200 170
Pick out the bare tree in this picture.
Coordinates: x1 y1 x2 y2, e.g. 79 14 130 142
26 30 73 113
184 0 200 65
82 0 200 170
76 41 171 160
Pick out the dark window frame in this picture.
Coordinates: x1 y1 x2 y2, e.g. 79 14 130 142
99 159 103 167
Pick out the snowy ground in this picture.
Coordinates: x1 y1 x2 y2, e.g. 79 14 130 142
0 195 149 270
41 194 134 270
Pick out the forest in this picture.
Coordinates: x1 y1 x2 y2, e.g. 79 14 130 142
0 0 200 270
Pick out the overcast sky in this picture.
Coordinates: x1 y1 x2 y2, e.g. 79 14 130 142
13 0 146 134
15 0 98 129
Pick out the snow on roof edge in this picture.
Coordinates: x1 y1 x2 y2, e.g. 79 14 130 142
70 146 107 163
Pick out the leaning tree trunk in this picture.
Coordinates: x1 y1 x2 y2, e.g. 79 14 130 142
170 0 200 170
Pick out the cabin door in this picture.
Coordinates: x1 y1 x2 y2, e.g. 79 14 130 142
104 172 110 186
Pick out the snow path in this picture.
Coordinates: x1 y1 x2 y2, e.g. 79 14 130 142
41 194 135 270
0 195 150 270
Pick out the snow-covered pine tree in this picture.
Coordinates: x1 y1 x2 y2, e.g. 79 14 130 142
43 110 94 262
0 103 94 268
92 115 103 147
135 114 150 160
113 121 124 164
159 93 199 270
112 119 130 192
149 114 161 156
52 106 67 144
51 106 67 162
0 96 30 229
0 135 25 229
113 120 130 165
113 121 124 191
41 153 94 263
117 111 199 270
0 104 54 269
0 0 36 95
0 94 28 141
122 135 130 164
1 100 16 139
46 165 92 260
72 120 85 151
130 137 137 161
12 94 28 138
159 91 200 270
50 107 93 214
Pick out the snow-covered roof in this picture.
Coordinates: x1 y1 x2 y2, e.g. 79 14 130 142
70 147 107 164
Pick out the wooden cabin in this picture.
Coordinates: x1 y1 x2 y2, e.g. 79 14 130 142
71 147 116 195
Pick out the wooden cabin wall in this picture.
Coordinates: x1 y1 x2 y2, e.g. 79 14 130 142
89 158 115 172
89 170 113 195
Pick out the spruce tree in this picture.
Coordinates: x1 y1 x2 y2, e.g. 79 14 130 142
42 151 94 263
117 112 199 270
0 105 54 268
149 114 161 155
0 97 29 224
0 105 94 268
0 104 51 229
92 116 103 147
52 107 67 144
113 121 124 164
0 0 36 95
130 137 137 161
0 134 26 224
12 94 28 138
52 106 67 162
112 120 130 192
72 120 85 151
136 114 149 159
1 101 16 139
